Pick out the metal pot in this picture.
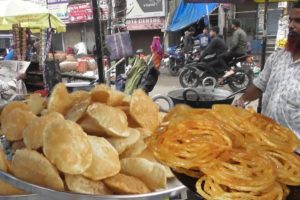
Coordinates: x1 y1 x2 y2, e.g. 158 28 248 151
153 77 244 111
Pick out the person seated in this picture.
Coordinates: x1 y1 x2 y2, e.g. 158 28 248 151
218 19 247 72
200 26 228 60
200 27 228 78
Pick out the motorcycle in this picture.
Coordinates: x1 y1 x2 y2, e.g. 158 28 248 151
179 54 253 92
166 38 201 76
166 45 185 76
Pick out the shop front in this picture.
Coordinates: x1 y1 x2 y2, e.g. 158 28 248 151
126 0 166 55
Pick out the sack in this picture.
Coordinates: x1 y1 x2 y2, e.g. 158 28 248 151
59 61 77 72
105 32 134 60
139 67 160 94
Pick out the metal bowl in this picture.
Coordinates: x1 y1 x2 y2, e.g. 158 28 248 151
0 170 186 200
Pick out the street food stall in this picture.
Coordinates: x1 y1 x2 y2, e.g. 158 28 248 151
1 1 300 200
0 0 66 98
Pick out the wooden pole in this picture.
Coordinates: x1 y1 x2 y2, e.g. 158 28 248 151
257 0 269 113
92 0 105 83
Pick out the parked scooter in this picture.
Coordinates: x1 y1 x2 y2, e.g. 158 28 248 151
179 54 253 92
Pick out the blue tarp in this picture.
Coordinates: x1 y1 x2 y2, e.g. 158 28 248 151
167 1 218 32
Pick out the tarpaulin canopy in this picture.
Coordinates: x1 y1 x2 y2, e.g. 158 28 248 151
167 0 218 32
0 0 66 32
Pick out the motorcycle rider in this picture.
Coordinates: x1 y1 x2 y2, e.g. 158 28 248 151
200 26 228 61
199 26 228 78
218 19 247 74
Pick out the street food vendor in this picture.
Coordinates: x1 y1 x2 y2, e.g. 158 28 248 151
235 1 300 139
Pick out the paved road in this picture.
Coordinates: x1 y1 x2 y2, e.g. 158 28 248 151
150 67 258 110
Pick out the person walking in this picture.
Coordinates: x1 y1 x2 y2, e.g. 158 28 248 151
183 27 195 53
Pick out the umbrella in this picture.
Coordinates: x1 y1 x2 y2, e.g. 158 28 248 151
0 0 66 32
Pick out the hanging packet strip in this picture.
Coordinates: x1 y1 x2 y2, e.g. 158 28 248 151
105 32 134 61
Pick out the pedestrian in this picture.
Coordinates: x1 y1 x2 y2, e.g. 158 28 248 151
194 27 210 50
234 0 300 144
218 19 247 73
183 27 195 53
150 36 163 70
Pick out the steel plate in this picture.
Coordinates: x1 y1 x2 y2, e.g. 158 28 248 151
0 170 186 200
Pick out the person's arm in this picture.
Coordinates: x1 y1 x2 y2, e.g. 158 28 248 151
234 84 262 106
234 51 276 106
230 31 239 52
193 34 200 41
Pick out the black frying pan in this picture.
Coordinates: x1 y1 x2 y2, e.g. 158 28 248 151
171 170 203 199
172 170 300 200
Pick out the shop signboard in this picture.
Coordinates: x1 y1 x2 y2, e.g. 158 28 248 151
126 17 165 30
67 2 93 23
47 0 69 23
46 0 107 23
66 1 107 23
126 0 165 19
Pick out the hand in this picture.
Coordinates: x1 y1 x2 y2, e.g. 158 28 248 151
232 98 247 108
17 73 26 81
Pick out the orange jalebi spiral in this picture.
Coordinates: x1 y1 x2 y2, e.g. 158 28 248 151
241 113 300 152
200 150 276 192
248 146 300 186
196 175 287 200
149 118 232 169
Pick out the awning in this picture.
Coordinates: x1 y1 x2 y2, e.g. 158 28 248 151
167 1 218 32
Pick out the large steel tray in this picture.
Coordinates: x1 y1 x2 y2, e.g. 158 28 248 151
0 170 186 200
0 194 39 200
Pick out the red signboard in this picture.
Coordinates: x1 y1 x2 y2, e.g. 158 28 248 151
126 17 165 30
67 2 93 23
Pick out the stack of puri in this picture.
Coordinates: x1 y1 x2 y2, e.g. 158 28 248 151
0 83 174 196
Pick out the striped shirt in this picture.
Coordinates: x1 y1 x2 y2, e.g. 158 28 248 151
253 49 300 139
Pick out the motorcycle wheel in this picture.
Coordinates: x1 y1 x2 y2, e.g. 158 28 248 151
168 58 180 76
228 69 253 92
179 68 200 88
